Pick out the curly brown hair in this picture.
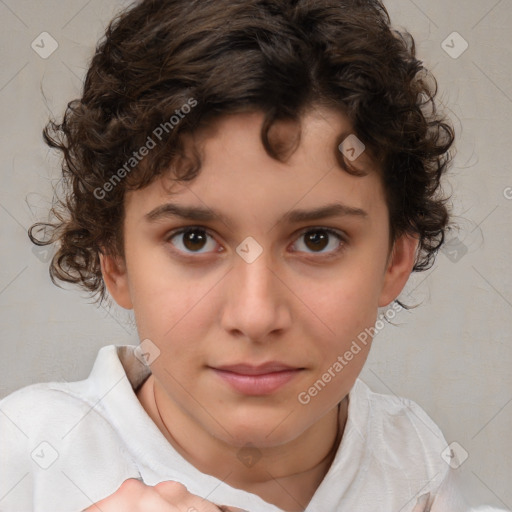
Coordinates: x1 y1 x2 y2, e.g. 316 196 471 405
29 0 455 306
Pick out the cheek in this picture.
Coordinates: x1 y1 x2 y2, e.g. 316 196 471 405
126 250 218 348
309 265 382 330
302 265 382 378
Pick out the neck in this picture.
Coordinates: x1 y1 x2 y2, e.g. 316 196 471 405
145 375 348 511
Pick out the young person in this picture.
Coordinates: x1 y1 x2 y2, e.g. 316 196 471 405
0 0 507 511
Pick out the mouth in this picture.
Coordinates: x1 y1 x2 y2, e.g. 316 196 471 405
209 363 305 395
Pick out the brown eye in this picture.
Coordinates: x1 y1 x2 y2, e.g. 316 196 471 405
292 228 346 255
167 227 218 254
304 230 330 251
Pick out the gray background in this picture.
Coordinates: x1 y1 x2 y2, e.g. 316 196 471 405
0 0 511 509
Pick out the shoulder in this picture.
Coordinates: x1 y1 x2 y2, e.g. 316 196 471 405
353 378 449 452
0 379 107 442
0 347 143 511
0 344 134 443
350 379 452 495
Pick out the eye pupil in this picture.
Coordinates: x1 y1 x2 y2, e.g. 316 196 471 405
184 229 207 251
305 231 329 251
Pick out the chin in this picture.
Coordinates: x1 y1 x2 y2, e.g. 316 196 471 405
213 414 306 449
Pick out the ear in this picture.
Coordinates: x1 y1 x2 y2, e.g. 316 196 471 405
99 251 133 310
378 233 419 307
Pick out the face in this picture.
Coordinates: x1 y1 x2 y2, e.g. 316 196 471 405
104 108 416 448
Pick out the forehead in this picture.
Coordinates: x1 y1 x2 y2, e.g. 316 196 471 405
124 109 386 229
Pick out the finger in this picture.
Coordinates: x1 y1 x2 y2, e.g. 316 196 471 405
217 506 250 512
154 480 190 501
83 478 146 510
155 481 222 511
154 481 247 512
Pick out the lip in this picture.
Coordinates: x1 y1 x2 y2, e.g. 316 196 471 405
210 363 304 395
214 362 301 375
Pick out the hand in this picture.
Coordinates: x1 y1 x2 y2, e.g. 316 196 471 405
83 478 248 512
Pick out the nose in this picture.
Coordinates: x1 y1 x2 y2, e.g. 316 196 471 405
220 247 292 344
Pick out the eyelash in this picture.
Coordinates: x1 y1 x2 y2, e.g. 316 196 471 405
164 226 348 259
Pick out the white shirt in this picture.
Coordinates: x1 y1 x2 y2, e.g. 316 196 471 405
0 345 506 512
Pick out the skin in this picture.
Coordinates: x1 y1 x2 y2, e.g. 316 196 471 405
100 107 418 511
84 479 245 512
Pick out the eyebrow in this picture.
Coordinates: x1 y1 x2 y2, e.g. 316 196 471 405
144 202 368 227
